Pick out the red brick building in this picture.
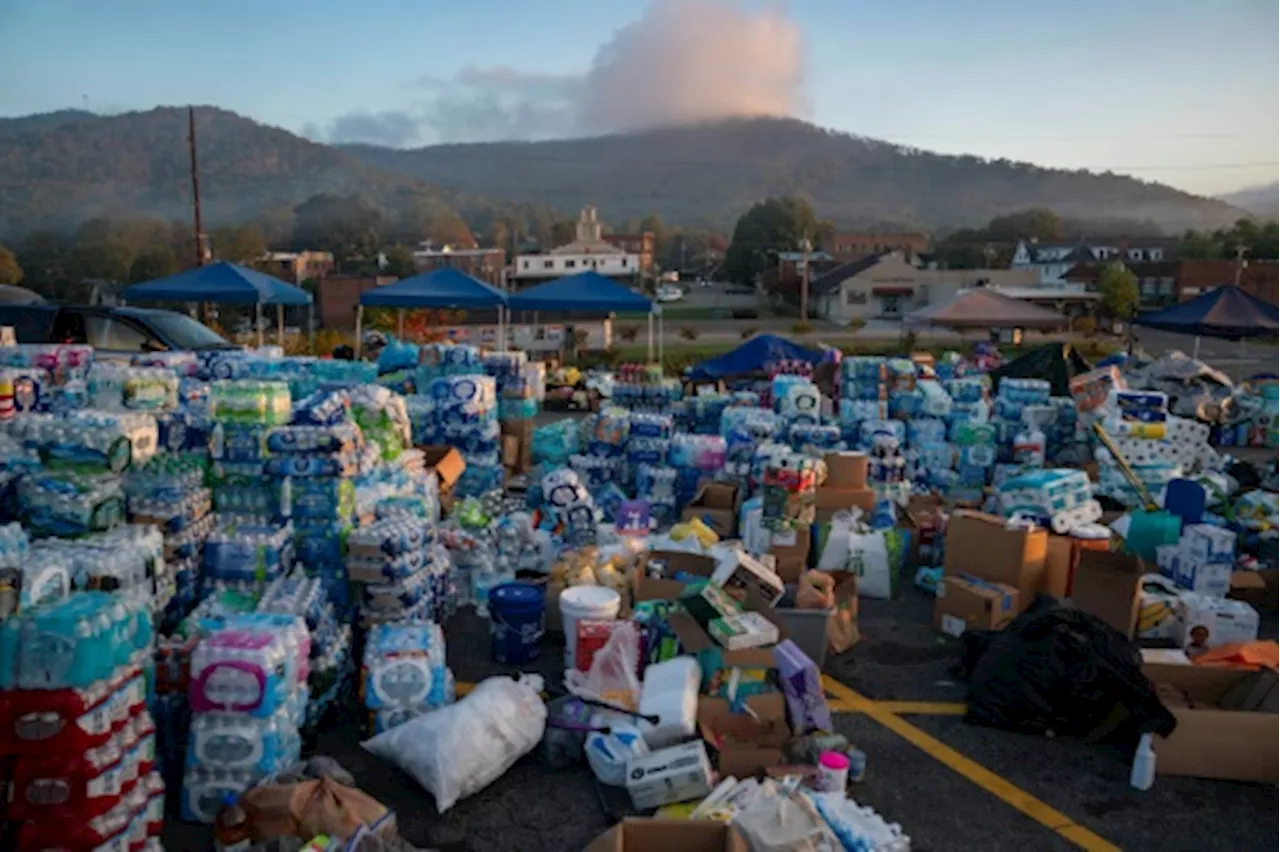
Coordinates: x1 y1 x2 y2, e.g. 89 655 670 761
602 232 656 273
825 232 930 261
316 274 397 331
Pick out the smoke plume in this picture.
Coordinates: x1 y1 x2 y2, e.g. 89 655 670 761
317 0 807 146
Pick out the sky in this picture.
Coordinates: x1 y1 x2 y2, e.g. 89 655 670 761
0 0 1276 196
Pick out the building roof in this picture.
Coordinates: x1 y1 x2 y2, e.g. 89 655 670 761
905 287 1069 330
1064 260 1181 282
809 252 893 295
548 239 626 256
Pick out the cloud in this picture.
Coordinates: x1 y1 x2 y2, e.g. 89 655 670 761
316 0 807 146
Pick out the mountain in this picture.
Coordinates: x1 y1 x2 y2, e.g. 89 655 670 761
1217 181 1279 219
0 109 99 138
344 117 1247 233
0 107 456 238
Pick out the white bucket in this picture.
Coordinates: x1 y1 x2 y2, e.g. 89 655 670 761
559 585 622 671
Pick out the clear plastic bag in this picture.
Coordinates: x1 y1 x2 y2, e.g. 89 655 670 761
362 674 546 813
564 621 642 709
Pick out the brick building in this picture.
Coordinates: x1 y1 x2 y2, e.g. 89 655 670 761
825 232 930 261
411 245 506 285
315 274 397 331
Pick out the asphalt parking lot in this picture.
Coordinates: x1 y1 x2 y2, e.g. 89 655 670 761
163 588 1279 852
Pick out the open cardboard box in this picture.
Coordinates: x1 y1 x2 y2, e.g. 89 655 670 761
585 820 747 852
633 550 720 602
681 480 742 539
667 586 789 691
418 445 466 512
944 510 1047 613
1072 549 1144 638
1144 662 1279 783
697 692 791 778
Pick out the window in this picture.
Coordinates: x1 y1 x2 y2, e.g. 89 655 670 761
845 290 867 305
565 259 576 269
1149 249 1163 261
543 259 554 269
621 258 628 268
522 260 530 270
83 316 150 352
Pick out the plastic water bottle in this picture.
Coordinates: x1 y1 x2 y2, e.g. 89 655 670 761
1130 733 1156 791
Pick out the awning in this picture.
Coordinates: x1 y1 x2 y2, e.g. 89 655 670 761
872 287 913 297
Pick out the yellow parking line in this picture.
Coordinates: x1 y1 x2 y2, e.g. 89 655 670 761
821 676 1121 852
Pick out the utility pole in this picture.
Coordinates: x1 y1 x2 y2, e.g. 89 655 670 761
799 237 811 323
187 106 211 325
1233 244 1246 287
188 107 205 268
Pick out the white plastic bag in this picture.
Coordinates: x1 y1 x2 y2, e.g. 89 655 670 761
362 674 546 813
848 531 892 599
816 510 861 572
564 620 642 707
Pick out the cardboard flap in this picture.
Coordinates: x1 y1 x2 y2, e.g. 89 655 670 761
585 820 748 852
419 446 465 488
691 480 741 511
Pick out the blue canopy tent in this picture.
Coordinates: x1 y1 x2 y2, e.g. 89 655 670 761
356 268 509 356
1134 285 1279 374
506 271 658 359
687 333 824 381
122 261 312 346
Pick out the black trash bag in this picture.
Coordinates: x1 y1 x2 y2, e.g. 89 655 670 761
957 595 1177 745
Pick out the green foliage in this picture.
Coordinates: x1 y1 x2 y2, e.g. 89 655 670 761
678 326 700 341
0 245 22 285
209 224 267 264
128 246 178 283
984 209 1065 243
616 324 640 342
790 321 813 335
725 196 818 285
382 244 417 278
1180 218 1279 261
1097 263 1140 319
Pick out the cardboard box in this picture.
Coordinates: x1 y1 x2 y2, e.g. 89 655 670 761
1227 570 1271 611
826 570 860 654
1072 550 1144 637
634 551 719 602
1040 535 1073 599
712 550 785 606
813 486 876 515
625 740 715 810
697 693 790 779
823 452 868 489
682 481 742 539
419 445 466 512
668 587 788 692
1144 663 1279 783
585 819 747 852
933 576 1018 637
944 511 1046 613
766 529 811 584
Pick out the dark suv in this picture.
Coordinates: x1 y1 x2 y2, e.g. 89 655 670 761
0 305 239 358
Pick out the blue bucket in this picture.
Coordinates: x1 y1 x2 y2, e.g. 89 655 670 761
489 582 546 665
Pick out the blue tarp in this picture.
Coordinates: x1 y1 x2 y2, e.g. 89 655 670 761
1134 285 1278 339
360 268 507 309
506 271 652 313
687 333 824 381
123 261 312 305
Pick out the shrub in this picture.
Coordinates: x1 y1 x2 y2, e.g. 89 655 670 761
1072 315 1098 336
678 326 700 341
741 327 759 339
848 317 867 332
791 321 813 336
617 324 640 342
899 328 918 353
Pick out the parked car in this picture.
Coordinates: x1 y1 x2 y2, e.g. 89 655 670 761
0 304 239 357
655 285 684 303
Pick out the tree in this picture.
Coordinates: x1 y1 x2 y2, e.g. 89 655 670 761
1097 262 1139 319
128 246 179 283
382 245 417 278
0 245 23 285
984 209 1065 243
549 219 577 247
724 196 818 285
292 194 383 269
210 225 267 264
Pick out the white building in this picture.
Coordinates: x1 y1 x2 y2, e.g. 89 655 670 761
510 206 640 284
1011 238 1179 284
